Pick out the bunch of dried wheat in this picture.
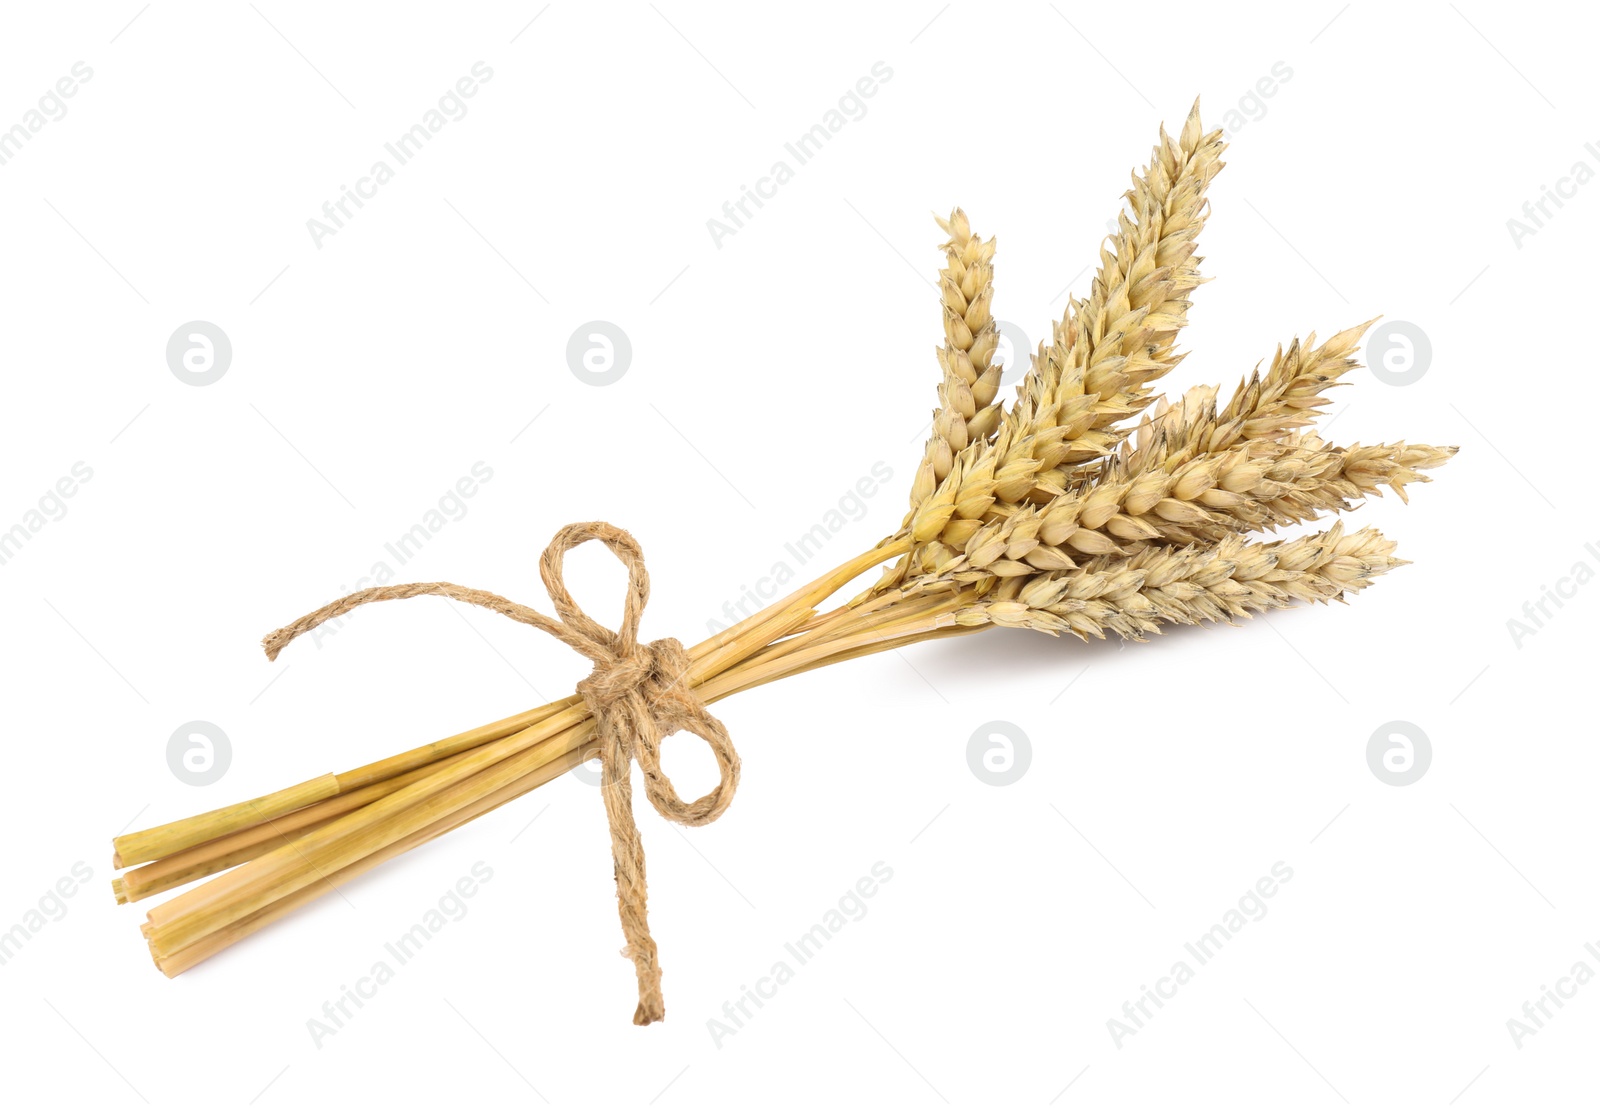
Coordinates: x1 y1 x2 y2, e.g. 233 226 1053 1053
110 102 1453 1024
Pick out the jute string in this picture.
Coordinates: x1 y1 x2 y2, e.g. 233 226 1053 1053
261 521 740 1025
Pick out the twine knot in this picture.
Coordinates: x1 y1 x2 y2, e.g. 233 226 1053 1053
577 636 683 712
262 521 739 1025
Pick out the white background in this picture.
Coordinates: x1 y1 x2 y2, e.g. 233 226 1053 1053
0 2 1593 1106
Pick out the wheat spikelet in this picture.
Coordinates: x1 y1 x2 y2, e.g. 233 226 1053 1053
955 522 1403 640
1009 103 1226 475
1144 322 1378 472
908 209 1005 509
1054 320 1374 502
885 211 1007 589
1050 103 1223 437
1212 321 1373 448
935 433 1453 582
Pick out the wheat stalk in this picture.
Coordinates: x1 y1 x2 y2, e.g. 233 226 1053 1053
107 101 1456 1024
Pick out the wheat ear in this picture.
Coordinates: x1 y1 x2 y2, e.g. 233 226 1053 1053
908 208 1004 508
957 522 1404 639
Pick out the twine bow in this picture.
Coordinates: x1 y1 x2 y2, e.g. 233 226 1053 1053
262 521 740 1025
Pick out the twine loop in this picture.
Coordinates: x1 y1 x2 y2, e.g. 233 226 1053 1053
262 521 740 1025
